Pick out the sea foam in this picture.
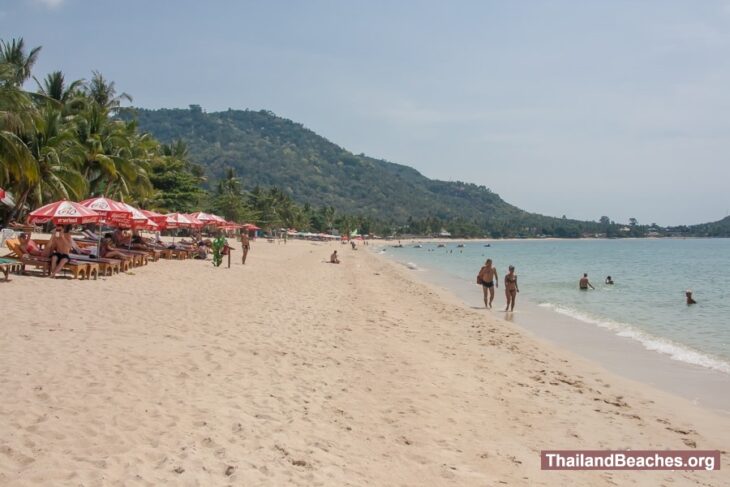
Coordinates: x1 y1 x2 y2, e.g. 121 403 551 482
538 303 730 375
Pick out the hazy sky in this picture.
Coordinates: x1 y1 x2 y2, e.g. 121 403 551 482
3 0 730 225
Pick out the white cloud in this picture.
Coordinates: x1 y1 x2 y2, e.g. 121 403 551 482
31 0 65 9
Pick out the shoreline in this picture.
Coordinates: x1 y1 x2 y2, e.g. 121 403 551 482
375 243 730 415
1 239 728 485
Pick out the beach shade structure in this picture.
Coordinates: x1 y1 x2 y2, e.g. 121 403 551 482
116 202 152 229
210 214 227 225
165 212 195 228
0 188 13 207
79 197 132 224
183 213 205 228
190 211 222 226
27 200 102 225
164 212 197 243
140 209 168 226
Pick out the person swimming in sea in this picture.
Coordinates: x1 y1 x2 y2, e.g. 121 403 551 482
605 276 614 285
686 290 697 305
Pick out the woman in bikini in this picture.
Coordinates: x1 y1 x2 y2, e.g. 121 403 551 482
504 265 519 312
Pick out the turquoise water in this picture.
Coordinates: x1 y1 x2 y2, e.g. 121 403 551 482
382 239 730 374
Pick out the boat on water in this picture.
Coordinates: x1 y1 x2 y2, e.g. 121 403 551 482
414 244 423 248
457 244 465 248
437 244 445 248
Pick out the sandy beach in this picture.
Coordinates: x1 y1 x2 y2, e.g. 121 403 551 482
1 239 727 486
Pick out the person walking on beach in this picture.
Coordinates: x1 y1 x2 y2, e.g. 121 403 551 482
477 259 498 308
686 290 697 305
579 273 594 290
504 265 519 312
240 232 250 265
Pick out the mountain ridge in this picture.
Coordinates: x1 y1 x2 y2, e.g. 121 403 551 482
122 106 729 237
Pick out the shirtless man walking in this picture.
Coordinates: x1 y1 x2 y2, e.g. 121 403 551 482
478 259 498 309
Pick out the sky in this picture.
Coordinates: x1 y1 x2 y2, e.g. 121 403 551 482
3 0 730 226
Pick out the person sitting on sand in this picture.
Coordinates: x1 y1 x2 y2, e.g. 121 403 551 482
579 273 595 290
477 258 498 309
686 290 697 305
330 250 340 264
504 265 519 312
18 233 45 257
605 276 614 285
46 225 75 278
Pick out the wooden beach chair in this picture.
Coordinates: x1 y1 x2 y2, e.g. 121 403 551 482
5 239 90 279
0 258 22 281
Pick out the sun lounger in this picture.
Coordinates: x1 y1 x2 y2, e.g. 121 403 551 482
0 257 22 281
5 239 92 279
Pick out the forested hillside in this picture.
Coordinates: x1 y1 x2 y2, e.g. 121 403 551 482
125 106 613 237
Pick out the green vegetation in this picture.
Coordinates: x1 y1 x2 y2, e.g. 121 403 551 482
2 36 728 237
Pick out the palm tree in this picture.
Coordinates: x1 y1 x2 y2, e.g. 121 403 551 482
0 37 41 86
18 105 87 210
86 71 131 112
35 70 86 114
0 63 38 216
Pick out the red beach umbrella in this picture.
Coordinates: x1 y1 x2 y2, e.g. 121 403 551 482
165 212 195 228
210 214 227 225
189 211 219 225
111 202 149 229
28 200 102 225
183 213 205 228
79 196 132 224
140 209 168 225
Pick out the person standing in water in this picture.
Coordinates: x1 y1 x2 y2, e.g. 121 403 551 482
579 273 594 290
686 290 697 305
504 265 519 311
477 259 498 309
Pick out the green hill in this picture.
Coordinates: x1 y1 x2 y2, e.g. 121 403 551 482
120 106 651 237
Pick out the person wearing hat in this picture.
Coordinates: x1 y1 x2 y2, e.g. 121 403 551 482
686 290 697 305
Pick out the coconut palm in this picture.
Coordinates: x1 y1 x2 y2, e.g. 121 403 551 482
86 70 132 112
35 70 86 114
17 105 87 211
0 37 41 86
0 63 38 198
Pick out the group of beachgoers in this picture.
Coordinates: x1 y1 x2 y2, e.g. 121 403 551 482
477 259 519 312
478 263 698 311
12 224 254 278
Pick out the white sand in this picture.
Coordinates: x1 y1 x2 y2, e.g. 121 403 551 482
1 239 727 486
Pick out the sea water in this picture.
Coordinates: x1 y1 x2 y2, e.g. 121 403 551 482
382 239 730 375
